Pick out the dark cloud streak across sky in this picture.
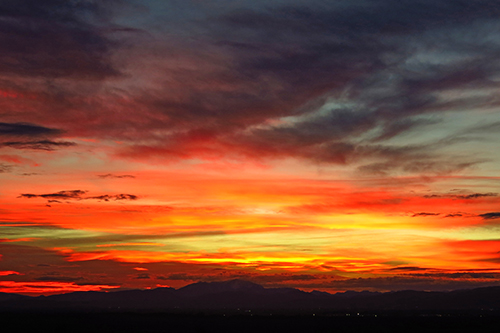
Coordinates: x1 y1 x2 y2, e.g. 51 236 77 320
18 190 138 202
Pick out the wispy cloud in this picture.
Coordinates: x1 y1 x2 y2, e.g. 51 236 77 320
98 174 136 179
0 122 75 151
18 190 139 203
19 190 87 200
479 212 500 220
424 193 498 199
0 163 12 173
0 122 62 137
413 212 445 217
2 140 76 151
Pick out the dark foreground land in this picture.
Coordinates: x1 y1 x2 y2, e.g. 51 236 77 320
1 312 499 333
3 281 500 332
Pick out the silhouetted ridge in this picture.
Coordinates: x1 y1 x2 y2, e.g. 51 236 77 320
177 279 265 298
2 281 500 313
0 292 31 302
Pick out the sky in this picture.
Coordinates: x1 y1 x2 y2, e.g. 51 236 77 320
1 0 500 295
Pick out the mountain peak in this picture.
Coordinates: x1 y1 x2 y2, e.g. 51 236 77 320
177 279 265 297
217 279 263 289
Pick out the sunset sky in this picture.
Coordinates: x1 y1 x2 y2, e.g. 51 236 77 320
1 0 500 295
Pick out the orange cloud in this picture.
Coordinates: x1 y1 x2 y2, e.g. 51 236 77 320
0 281 119 295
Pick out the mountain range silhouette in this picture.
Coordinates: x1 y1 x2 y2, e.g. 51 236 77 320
2 279 500 313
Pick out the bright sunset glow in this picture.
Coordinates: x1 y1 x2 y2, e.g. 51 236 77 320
1 0 500 296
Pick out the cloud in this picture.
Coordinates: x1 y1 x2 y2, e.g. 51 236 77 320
0 154 38 166
0 122 75 151
86 194 138 201
411 212 440 217
320 275 500 292
18 190 139 203
462 193 498 199
479 212 500 220
158 272 327 284
188 1 500 170
0 122 62 137
2 140 76 151
411 211 477 219
0 0 497 195
222 1 500 35
0 0 121 80
0 221 65 228
424 193 498 199
0 0 496 176
444 213 464 218
0 243 138 293
387 266 430 272
35 275 82 282
19 190 87 200
409 272 500 279
0 163 13 173
98 174 136 179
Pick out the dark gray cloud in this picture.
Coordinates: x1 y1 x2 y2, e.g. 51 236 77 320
0 122 62 137
19 190 87 200
479 212 500 220
409 272 500 279
387 266 430 271
18 190 138 202
462 193 498 199
0 0 121 79
98 174 136 179
159 272 326 284
221 1 500 36
216 1 500 102
0 122 75 151
444 213 464 218
35 275 82 282
116 0 498 173
2 140 76 151
1 0 499 175
192 0 500 171
424 193 498 199
87 194 138 201
412 212 440 217
320 275 500 292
